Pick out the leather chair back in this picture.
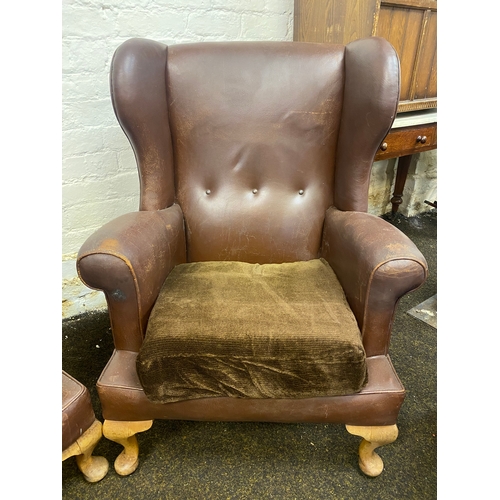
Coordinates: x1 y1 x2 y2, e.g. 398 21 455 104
110 38 400 264
169 42 343 263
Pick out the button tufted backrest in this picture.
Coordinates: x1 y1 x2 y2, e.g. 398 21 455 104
110 38 400 264
168 42 344 263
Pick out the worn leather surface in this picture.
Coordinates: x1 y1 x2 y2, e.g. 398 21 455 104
98 350 404 425
321 208 428 357
111 38 175 211
168 41 343 263
78 205 186 351
77 37 424 426
62 371 95 452
334 37 400 211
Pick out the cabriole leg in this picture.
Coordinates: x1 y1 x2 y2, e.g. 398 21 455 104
345 424 399 477
62 419 109 482
103 419 153 476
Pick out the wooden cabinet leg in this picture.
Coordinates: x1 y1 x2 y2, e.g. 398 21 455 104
390 154 413 214
103 419 153 476
62 419 109 482
346 424 399 477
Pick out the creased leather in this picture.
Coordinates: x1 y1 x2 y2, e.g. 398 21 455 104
321 208 428 356
98 350 405 426
111 38 175 211
334 37 400 211
77 37 419 426
62 371 96 452
77 205 186 351
167 41 343 263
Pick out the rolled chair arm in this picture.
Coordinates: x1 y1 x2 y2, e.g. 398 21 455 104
321 208 428 357
77 204 186 352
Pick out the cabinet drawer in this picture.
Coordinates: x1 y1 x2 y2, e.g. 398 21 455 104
374 122 437 161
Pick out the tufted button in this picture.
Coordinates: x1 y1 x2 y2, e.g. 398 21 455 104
205 189 211 195
298 189 304 195
252 188 258 194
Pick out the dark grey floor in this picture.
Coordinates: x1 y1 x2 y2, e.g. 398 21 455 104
62 211 437 499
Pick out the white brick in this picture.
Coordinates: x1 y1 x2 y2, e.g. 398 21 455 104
64 193 139 225
101 125 133 151
63 38 109 75
63 277 89 300
63 127 104 156
368 150 438 218
63 74 110 102
116 8 188 39
368 159 397 216
62 151 118 183
265 0 293 14
62 258 78 281
69 0 152 8
419 149 438 179
63 196 139 253
63 5 117 38
116 149 137 172
62 251 108 317
63 226 103 256
149 0 212 9
187 11 241 38
402 150 437 217
63 98 115 131
62 291 107 319
62 171 139 206
241 12 289 39
212 0 267 12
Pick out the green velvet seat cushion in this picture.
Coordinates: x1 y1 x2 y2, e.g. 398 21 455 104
137 258 367 404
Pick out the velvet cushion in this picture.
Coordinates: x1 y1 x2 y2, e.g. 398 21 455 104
137 258 367 403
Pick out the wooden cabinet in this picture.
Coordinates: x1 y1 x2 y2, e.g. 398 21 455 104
374 122 437 161
373 120 437 213
294 0 437 113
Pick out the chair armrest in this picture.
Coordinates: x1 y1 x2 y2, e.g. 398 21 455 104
77 204 186 352
321 208 427 357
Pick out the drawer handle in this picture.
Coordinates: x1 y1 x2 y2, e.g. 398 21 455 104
380 142 388 151
417 135 427 144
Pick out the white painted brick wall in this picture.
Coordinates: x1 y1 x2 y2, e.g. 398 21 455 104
62 0 436 318
62 0 295 318
368 151 437 218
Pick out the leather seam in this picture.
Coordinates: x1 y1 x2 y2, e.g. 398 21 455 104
62 387 86 410
77 251 143 339
361 257 428 343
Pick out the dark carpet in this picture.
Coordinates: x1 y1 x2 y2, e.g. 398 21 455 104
62 211 437 499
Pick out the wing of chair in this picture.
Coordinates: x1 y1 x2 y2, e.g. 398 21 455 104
77 37 427 478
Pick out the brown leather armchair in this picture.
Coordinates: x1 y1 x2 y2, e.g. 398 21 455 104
77 37 427 478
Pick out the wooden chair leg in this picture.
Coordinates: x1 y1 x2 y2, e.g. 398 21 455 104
346 424 399 477
62 420 109 482
103 419 153 476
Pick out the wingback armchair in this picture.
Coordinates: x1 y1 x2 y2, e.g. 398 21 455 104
77 37 427 478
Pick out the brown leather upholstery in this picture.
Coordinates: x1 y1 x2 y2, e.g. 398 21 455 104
62 371 96 452
97 350 405 426
62 372 109 482
169 42 343 263
77 37 427 442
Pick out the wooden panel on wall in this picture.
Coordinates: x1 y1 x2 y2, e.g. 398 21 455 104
294 0 437 113
294 0 378 45
412 9 437 100
373 0 437 111
375 6 423 102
